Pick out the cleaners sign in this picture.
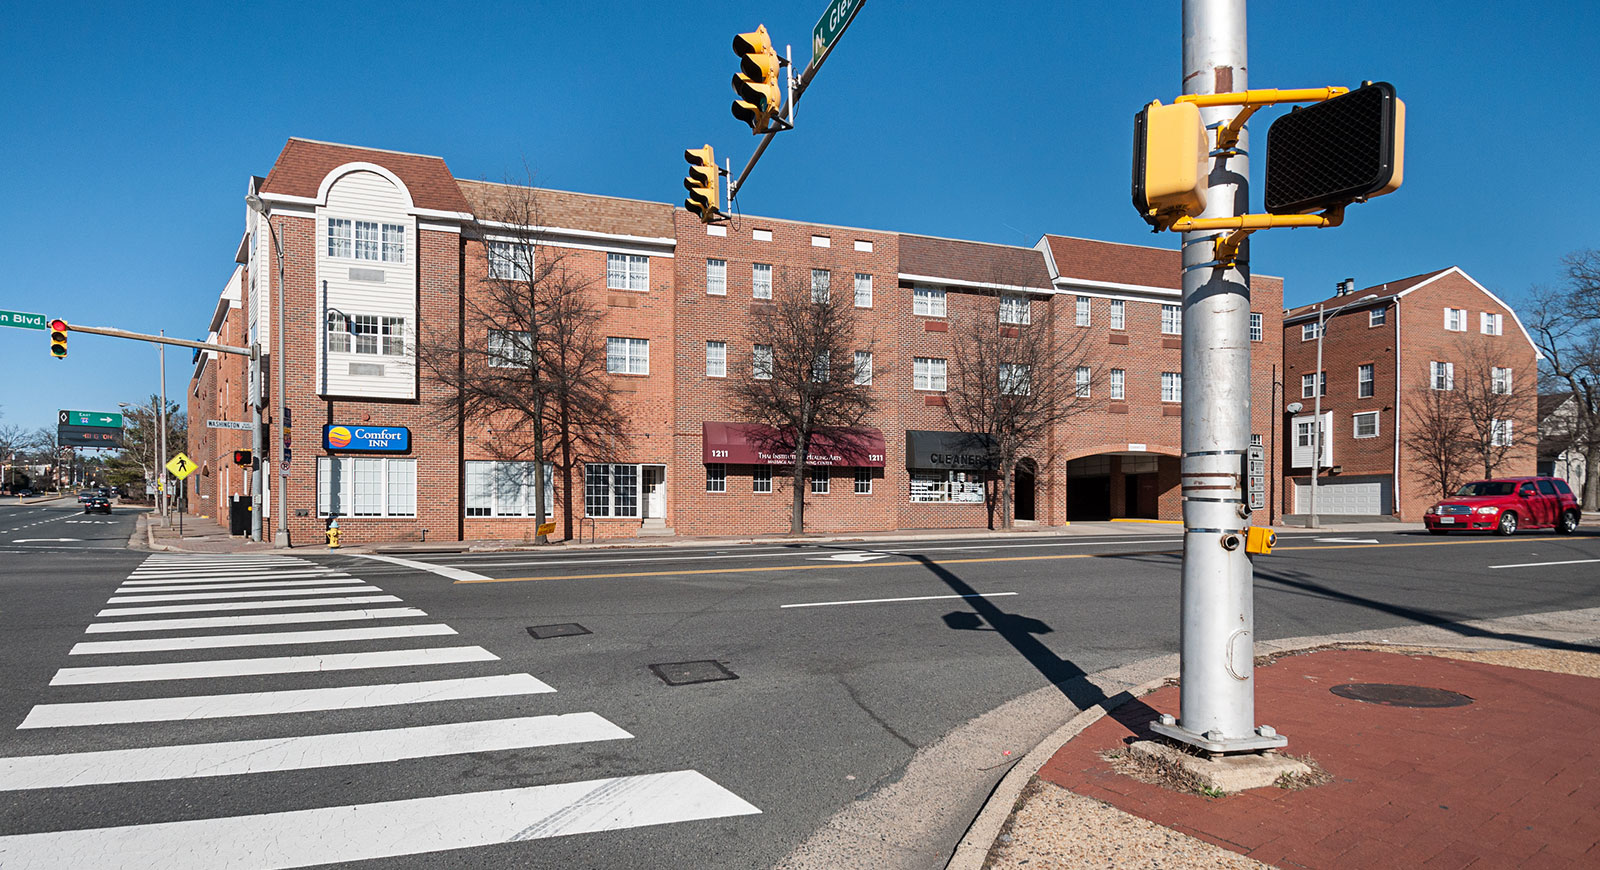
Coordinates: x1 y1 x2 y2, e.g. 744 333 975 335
323 424 411 454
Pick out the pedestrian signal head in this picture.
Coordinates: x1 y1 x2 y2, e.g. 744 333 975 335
233 450 253 467
1132 101 1209 231
49 319 68 358
683 145 720 223
732 24 783 134
1265 81 1404 215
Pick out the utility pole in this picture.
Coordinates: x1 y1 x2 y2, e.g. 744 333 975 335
158 331 168 523
1149 0 1286 755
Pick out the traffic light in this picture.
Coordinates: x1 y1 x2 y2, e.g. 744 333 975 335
732 24 782 134
683 145 720 223
1131 101 1209 231
49 319 68 358
233 450 253 467
1265 81 1405 215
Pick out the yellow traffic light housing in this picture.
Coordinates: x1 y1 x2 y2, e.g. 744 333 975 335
49 319 68 358
732 24 783 134
683 145 720 223
1131 101 1208 231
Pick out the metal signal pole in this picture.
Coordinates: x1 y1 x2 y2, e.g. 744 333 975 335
1149 0 1286 755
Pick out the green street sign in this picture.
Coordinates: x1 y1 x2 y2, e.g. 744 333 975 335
0 310 48 330
813 0 862 59
60 410 124 429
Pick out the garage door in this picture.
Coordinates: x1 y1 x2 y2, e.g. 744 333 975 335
1295 475 1391 515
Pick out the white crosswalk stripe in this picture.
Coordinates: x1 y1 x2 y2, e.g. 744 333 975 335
3 553 759 866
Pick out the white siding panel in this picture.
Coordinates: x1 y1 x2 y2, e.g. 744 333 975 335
318 171 417 399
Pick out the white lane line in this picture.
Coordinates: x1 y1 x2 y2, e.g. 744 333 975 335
1489 558 1600 569
96 595 403 617
50 646 499 685
70 624 458 655
0 770 758 867
351 553 491 583
107 585 377 603
116 578 361 593
126 569 342 580
781 592 1019 609
19 673 556 729
0 713 631 791
85 607 429 634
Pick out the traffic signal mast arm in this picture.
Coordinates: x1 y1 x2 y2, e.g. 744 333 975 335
1175 86 1348 150
55 321 258 359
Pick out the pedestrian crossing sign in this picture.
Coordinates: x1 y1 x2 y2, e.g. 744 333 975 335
165 452 197 480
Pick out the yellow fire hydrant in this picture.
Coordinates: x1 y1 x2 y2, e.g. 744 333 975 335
326 519 341 549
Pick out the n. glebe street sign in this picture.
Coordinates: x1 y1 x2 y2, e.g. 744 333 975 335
813 0 862 59
0 310 48 330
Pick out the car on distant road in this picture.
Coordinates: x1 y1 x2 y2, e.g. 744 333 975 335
84 493 113 514
77 489 97 504
14 488 34 497
1424 477 1581 536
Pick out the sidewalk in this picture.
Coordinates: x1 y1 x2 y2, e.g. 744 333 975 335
966 643 1600 869
139 511 278 554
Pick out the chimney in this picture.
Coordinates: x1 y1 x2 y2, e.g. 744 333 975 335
1336 277 1355 296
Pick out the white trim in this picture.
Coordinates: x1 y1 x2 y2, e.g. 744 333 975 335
1427 267 1543 360
1053 275 1182 299
417 220 462 234
315 162 416 210
897 273 1053 296
476 219 675 257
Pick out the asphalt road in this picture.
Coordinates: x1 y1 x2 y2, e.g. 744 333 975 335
1 519 1598 869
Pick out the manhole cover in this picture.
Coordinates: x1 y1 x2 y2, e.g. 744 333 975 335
649 660 738 686
526 623 591 639
1330 683 1473 708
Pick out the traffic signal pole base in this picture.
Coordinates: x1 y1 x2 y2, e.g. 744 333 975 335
1129 739 1307 793
274 531 291 548
1148 718 1289 755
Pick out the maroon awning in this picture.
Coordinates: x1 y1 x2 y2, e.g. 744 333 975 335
702 422 886 467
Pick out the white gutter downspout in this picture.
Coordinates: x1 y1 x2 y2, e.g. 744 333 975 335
1393 300 1403 517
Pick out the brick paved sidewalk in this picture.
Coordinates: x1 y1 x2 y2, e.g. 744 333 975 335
1024 649 1600 869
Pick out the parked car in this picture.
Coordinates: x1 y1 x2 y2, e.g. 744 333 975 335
84 493 113 515
15 488 34 497
1424 477 1581 535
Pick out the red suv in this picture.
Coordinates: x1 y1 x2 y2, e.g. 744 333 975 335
1424 477 1581 536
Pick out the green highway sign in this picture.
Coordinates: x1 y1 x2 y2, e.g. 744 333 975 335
60 410 124 429
813 0 863 59
0 310 48 330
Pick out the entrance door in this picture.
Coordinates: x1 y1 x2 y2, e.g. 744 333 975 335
642 466 666 519
1014 460 1036 521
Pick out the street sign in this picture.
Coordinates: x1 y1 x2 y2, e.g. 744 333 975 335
59 425 125 448
812 0 862 59
1245 445 1267 512
537 522 556 536
165 452 197 481
279 459 290 477
0 310 48 330
206 419 254 431
60 410 124 428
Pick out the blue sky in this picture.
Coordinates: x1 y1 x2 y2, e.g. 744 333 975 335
2 1 1595 435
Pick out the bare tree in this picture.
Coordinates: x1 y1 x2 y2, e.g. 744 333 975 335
1402 374 1471 501
1452 335 1536 479
107 395 185 496
417 179 626 541
944 293 1096 528
1528 251 1600 508
729 269 878 534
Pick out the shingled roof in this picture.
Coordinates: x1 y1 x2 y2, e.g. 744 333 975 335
457 180 674 240
899 234 1053 290
1042 235 1182 289
1285 267 1452 317
259 138 473 215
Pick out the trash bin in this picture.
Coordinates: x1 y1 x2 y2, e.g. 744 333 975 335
228 495 253 536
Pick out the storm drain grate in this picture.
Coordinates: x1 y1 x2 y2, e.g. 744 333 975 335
649 660 738 686
1330 683 1473 708
526 623 591 639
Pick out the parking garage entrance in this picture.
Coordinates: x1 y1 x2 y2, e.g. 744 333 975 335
1065 452 1174 521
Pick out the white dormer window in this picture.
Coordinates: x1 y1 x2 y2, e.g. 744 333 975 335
327 219 405 263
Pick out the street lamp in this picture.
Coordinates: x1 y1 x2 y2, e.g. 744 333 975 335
245 191 290 548
1306 293 1379 528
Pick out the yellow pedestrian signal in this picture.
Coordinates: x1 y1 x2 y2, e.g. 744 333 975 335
49 319 68 359
683 145 720 223
1131 101 1209 231
732 24 783 134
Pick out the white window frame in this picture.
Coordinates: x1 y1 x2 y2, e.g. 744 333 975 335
1431 360 1454 391
1353 411 1380 439
486 241 532 281
606 253 649 291
1075 295 1091 327
914 357 947 392
1000 294 1031 325
488 329 532 368
1109 299 1126 330
1074 365 1091 398
1301 372 1326 398
317 457 417 518
1492 366 1512 395
753 344 773 380
584 463 639 518
854 273 872 308
854 351 873 386
326 219 353 259
910 470 985 503
752 465 773 493
1001 363 1033 396
1358 363 1374 398
706 341 727 378
606 337 649 375
811 269 831 303
1301 321 1322 341
1249 312 1263 342
1291 412 1334 468
1492 418 1513 447
464 460 554 517
811 350 830 383
914 285 947 318
1110 368 1125 401
1481 312 1503 335
1370 307 1387 327
706 463 727 493
1161 371 1182 403
326 312 351 354
854 467 873 494
1445 307 1466 332
1161 304 1182 335
706 259 727 296
752 263 773 299
809 466 830 494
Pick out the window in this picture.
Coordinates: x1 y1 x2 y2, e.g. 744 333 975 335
380 224 405 263
606 253 649 291
910 470 985 503
352 221 380 261
1301 372 1326 398
706 463 726 492
752 466 773 493
854 467 873 494
326 312 351 354
1075 296 1091 327
854 351 873 385
325 219 401 263
1492 418 1513 447
584 463 639 517
811 269 831 303
1001 363 1032 396
706 341 727 378
606 337 649 374
343 315 401 356
317 457 416 517
809 467 829 494
1249 312 1263 342
1301 322 1322 341
1075 365 1091 398
1358 363 1374 398
752 263 772 299
854 273 872 308
1161 304 1182 335
1000 294 1031 325
1353 412 1380 439
706 259 726 296
327 219 353 258
381 318 405 356
464 461 554 517
914 357 947 391
914 286 947 317
811 350 830 383
1110 299 1126 330
1445 307 1466 331
1292 413 1333 468
1492 366 1512 395
1430 361 1454 391
1161 372 1182 403
487 241 532 281
1370 307 1387 327
488 330 531 368
753 344 773 379
1481 312 1503 335
1110 368 1125 401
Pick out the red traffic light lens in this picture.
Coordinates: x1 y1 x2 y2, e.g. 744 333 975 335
49 319 67 331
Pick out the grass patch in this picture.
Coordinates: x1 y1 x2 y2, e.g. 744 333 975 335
1099 744 1221 798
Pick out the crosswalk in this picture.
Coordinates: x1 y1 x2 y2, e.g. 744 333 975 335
0 553 759 867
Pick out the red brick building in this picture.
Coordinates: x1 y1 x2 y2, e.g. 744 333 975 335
188 138 1287 544
1281 267 1539 521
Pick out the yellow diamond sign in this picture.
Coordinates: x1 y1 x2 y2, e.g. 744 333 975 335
165 452 197 480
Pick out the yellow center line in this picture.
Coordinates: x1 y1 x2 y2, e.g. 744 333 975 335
1277 536 1564 551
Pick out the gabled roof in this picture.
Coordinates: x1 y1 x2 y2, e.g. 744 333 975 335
1038 234 1182 290
898 234 1053 291
259 138 473 216
1540 392 1575 421
457 180 674 241
1284 267 1451 317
